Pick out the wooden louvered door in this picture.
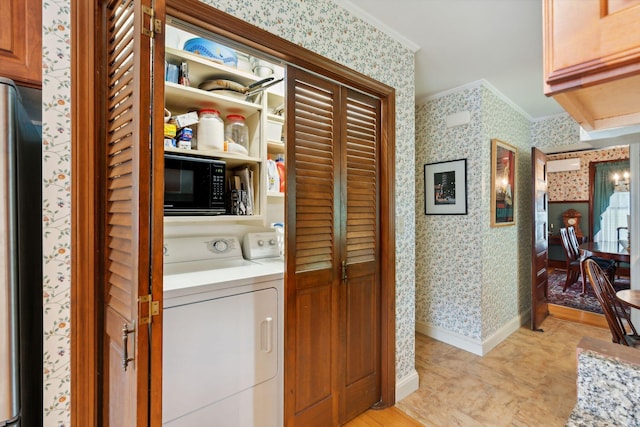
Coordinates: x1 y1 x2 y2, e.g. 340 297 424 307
99 0 165 425
339 88 381 422
285 67 381 426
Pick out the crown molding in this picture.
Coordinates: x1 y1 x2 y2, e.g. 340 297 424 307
418 79 533 121
332 0 421 53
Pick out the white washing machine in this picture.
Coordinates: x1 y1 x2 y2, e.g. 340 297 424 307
162 232 283 427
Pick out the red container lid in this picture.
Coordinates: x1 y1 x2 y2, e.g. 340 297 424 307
226 114 245 122
199 109 220 115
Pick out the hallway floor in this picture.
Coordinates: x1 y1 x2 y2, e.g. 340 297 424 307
395 316 612 426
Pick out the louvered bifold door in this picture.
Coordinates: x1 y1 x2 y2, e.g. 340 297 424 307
100 0 162 425
339 88 381 423
285 67 342 426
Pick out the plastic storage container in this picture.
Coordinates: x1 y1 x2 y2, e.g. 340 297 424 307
197 109 224 150
183 38 238 67
267 120 283 142
225 114 250 152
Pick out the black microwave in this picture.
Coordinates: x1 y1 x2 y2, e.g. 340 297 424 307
164 153 226 215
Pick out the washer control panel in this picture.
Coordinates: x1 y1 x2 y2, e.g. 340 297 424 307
243 232 280 260
164 235 243 264
206 238 238 254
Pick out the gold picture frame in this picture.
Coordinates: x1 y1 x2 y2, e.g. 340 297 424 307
491 139 517 227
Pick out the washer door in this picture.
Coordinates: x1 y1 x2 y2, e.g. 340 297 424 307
163 287 278 425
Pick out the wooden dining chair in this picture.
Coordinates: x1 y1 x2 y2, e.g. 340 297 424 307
583 258 640 347
559 227 582 291
559 227 616 293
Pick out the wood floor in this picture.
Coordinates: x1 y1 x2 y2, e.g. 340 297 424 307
349 315 611 426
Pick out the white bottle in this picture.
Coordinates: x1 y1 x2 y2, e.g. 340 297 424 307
267 158 280 192
197 109 224 150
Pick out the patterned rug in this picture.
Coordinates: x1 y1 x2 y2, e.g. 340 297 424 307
547 268 631 314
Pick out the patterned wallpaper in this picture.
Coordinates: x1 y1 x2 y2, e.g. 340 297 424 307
547 146 630 201
415 85 484 339
531 113 581 150
479 87 532 336
42 1 416 425
415 82 531 342
42 0 71 424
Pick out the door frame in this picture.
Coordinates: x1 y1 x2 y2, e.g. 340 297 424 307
71 0 100 424
71 0 397 423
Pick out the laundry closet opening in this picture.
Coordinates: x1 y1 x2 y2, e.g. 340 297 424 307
72 0 397 424
161 16 287 426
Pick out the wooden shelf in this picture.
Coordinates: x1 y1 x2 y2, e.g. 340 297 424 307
165 46 260 88
165 82 262 118
267 113 284 123
164 146 261 168
164 214 265 224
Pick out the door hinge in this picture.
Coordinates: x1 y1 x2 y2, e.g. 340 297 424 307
139 294 160 324
141 5 163 38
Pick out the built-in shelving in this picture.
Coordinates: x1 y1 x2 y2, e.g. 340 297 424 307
164 34 285 225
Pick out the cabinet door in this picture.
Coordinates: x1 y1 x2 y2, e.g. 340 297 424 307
285 67 382 426
544 0 640 130
0 0 42 87
545 0 640 89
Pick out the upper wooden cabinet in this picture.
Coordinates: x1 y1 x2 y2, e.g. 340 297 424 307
543 0 640 131
0 0 42 88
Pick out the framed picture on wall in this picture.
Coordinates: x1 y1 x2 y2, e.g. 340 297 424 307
491 139 517 226
424 158 467 215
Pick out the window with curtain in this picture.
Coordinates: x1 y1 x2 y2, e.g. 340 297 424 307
593 159 630 243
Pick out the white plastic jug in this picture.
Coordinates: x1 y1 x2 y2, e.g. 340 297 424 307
267 159 280 192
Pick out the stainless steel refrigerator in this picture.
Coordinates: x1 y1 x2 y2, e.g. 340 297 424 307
0 78 42 427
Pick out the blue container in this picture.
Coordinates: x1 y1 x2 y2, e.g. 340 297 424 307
183 38 238 67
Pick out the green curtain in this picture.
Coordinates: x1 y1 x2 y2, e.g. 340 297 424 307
593 160 629 237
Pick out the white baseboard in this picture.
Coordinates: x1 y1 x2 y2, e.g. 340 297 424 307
481 312 527 354
395 369 419 402
416 312 528 356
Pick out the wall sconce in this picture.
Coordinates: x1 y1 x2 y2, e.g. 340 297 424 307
613 170 630 191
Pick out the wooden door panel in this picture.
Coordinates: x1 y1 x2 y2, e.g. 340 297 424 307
99 0 164 425
286 68 341 426
104 306 136 426
341 89 381 422
294 286 333 412
531 148 549 331
344 273 379 381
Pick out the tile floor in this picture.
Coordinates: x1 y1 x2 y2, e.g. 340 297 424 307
396 316 612 426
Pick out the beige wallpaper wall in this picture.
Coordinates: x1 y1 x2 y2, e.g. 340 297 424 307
547 146 630 201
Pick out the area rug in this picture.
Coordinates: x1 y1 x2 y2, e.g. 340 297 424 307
547 269 630 314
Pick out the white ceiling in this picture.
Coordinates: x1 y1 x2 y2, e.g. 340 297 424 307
336 0 566 120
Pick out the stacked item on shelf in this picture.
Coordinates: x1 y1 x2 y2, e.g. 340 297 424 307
228 166 254 216
163 111 199 150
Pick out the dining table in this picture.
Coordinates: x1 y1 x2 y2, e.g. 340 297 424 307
578 240 630 264
616 290 640 310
